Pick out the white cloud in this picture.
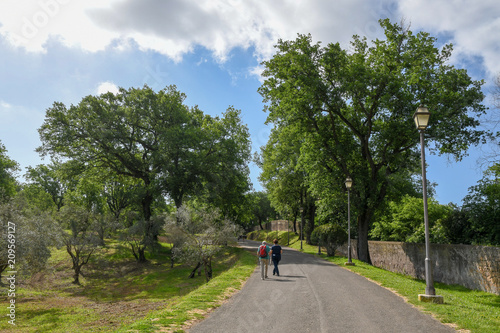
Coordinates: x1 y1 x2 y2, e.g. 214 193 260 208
96 81 119 95
0 0 392 60
0 0 121 53
397 0 500 78
1 0 499 78
0 100 12 109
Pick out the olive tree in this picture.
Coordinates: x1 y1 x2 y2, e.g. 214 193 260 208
165 205 241 281
58 205 102 284
0 197 60 282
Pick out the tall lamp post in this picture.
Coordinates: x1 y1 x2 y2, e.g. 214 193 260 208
300 207 304 250
317 199 321 255
414 106 443 304
286 209 290 246
344 177 355 266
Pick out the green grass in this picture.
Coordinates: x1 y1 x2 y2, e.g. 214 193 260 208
7 228 497 332
118 247 256 332
0 239 257 332
327 257 500 333
249 230 500 333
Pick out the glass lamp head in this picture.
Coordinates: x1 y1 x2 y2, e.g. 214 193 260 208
413 106 430 130
345 177 353 189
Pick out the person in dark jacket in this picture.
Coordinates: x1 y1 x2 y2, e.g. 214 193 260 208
270 239 283 276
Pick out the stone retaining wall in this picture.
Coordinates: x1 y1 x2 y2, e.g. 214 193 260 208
338 240 500 295
251 220 290 231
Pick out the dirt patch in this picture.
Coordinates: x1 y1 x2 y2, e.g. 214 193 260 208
81 300 168 330
15 293 168 331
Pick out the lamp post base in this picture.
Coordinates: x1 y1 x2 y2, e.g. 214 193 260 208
344 262 355 266
418 294 444 304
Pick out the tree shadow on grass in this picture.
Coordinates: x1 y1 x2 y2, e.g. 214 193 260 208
64 244 241 303
21 308 66 331
434 281 500 308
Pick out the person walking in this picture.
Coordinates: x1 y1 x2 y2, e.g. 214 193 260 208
257 241 270 280
270 239 283 276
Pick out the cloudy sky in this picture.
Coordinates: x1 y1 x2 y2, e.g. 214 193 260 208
0 0 499 204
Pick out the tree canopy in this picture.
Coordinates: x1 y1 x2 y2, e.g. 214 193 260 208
370 195 451 243
0 141 19 201
259 19 487 262
37 85 252 260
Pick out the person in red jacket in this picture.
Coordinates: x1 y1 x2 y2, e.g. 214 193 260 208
257 241 270 280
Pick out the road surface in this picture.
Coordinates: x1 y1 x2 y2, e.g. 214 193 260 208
189 239 454 333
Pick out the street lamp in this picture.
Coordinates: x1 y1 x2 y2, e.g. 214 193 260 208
317 198 322 255
344 177 355 266
300 207 304 250
413 106 443 304
285 209 290 246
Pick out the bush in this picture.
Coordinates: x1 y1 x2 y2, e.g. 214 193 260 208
311 224 347 256
310 227 320 246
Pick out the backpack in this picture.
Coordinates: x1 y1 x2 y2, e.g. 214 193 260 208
259 245 267 258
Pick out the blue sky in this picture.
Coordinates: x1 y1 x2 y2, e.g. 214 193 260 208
0 0 499 205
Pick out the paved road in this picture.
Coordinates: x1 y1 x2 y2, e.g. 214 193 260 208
189 240 454 333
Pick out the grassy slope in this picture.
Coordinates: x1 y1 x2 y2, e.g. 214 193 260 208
119 247 256 332
248 230 500 333
0 240 256 332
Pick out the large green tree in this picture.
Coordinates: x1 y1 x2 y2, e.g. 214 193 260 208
37 85 251 261
192 107 252 219
259 19 486 263
258 125 305 232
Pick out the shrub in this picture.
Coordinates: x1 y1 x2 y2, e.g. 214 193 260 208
311 224 347 256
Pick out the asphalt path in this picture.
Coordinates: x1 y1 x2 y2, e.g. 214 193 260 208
189 239 455 333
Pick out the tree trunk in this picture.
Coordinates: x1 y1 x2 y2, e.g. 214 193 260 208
0 264 8 284
357 214 371 264
73 265 81 284
142 182 159 242
203 258 212 282
137 246 147 263
131 242 147 263
189 262 202 278
97 221 105 246
306 204 316 244
142 191 157 241
170 245 175 268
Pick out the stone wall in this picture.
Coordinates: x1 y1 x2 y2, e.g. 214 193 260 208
251 220 290 232
338 240 500 295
